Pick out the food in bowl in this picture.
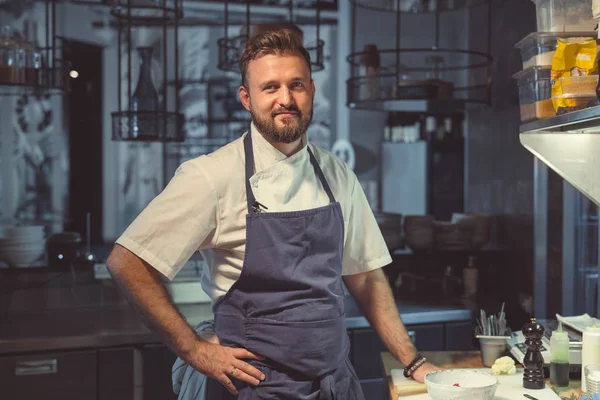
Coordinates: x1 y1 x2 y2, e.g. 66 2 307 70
424 369 499 400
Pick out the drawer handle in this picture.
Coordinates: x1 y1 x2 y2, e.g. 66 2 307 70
408 330 416 343
15 359 58 376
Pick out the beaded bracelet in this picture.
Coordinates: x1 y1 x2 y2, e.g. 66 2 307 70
403 355 427 378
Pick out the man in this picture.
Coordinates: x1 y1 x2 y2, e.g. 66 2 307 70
106 28 438 399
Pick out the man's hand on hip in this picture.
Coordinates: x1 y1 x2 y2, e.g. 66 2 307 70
192 342 266 395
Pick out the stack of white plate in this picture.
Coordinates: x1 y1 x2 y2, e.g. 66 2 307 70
0 225 46 268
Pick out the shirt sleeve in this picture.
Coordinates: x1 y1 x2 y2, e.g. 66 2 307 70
342 172 392 275
115 159 219 280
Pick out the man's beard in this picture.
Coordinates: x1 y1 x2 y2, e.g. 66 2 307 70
250 105 313 144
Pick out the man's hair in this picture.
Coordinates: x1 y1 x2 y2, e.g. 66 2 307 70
239 25 312 87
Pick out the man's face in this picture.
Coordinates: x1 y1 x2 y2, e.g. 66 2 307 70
239 52 315 144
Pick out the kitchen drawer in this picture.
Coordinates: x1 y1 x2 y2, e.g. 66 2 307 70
143 344 178 400
99 347 138 400
0 349 97 400
350 323 443 380
445 320 477 351
359 378 386 400
408 323 445 352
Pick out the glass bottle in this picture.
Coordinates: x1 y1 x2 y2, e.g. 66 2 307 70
582 324 600 393
425 54 445 81
549 323 570 387
384 114 393 141
462 256 478 298
0 26 19 84
130 46 159 140
359 44 380 101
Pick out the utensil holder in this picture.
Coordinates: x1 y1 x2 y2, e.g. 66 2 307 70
476 335 510 367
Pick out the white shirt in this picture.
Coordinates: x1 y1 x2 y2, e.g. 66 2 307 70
116 123 392 305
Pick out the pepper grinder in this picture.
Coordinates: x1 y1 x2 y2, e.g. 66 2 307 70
523 318 546 389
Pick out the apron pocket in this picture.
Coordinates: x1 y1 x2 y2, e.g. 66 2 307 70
243 315 349 378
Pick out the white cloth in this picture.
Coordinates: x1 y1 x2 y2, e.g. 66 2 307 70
172 320 213 400
116 123 392 305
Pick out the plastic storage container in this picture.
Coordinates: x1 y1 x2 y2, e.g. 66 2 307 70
559 75 599 95
552 75 598 115
513 66 555 123
515 31 597 69
552 93 598 114
531 0 596 32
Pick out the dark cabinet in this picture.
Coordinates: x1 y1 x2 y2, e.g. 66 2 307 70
351 323 443 380
445 320 476 351
99 347 137 400
0 349 97 400
359 378 387 400
142 344 178 400
351 328 389 380
349 323 444 400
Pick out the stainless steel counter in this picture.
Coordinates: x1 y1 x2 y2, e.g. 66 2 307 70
0 273 472 355
0 299 471 356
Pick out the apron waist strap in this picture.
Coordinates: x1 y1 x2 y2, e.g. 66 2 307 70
319 375 336 400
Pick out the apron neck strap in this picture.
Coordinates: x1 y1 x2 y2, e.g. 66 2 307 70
244 132 257 213
244 130 337 214
307 146 336 204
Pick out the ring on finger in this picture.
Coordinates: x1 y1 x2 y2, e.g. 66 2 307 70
230 366 236 376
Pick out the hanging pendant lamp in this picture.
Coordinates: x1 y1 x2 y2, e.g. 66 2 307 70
110 0 185 142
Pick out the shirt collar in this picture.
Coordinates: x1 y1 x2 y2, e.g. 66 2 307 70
250 121 308 162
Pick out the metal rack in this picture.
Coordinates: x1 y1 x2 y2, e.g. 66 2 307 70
163 76 249 178
109 0 184 143
0 0 69 96
217 0 328 72
350 0 488 13
519 106 600 320
346 0 493 113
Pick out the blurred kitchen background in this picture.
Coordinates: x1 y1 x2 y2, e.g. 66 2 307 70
1 0 600 398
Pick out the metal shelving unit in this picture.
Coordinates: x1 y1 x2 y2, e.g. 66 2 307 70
0 0 69 96
520 106 600 320
520 106 600 208
346 0 493 113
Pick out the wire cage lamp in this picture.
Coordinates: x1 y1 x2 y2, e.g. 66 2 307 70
346 0 493 114
110 0 185 142
217 0 326 73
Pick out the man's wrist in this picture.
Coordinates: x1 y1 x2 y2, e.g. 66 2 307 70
403 354 427 378
398 349 418 367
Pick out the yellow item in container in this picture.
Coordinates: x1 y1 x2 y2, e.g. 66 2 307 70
551 37 598 113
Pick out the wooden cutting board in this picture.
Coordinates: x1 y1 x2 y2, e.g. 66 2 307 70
392 369 561 399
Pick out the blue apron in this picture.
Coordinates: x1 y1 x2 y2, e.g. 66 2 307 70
206 132 364 399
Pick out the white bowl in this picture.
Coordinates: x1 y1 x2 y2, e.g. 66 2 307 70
425 369 499 400
0 241 46 266
0 240 46 251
